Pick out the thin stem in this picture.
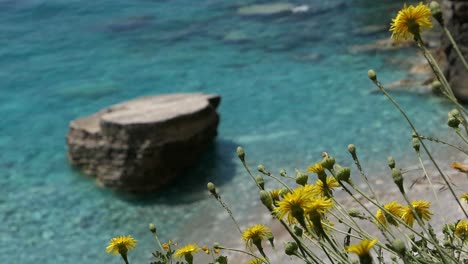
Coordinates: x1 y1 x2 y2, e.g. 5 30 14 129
222 247 269 263
455 128 468 145
416 134 468 155
371 77 468 219
443 26 468 72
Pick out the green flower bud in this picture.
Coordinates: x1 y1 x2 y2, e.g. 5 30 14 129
392 168 404 194
257 165 268 175
392 239 406 257
280 188 290 197
207 182 218 197
348 208 362 218
213 242 222 249
285 242 298 256
448 116 460 128
149 223 157 234
267 232 275 248
295 170 308 186
321 156 335 170
279 169 287 177
259 190 273 210
347 144 356 155
368 69 377 81
336 167 351 182
387 156 396 169
255 174 265 189
429 1 443 25
431 80 442 94
236 146 245 162
443 240 451 247
293 225 303 237
412 137 420 152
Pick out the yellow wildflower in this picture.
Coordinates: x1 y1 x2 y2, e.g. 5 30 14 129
460 192 468 203
455 220 468 241
401 200 433 227
307 163 325 175
375 201 404 227
269 189 282 205
247 258 264 264
346 238 378 257
174 244 200 259
106 235 137 255
307 197 334 218
273 185 315 223
313 177 339 197
162 243 170 250
242 224 272 248
201 245 210 254
390 2 432 42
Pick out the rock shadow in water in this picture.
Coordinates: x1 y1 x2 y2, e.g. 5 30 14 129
117 138 239 205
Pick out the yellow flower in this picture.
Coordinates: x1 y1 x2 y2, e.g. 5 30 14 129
401 200 433 227
162 243 170 250
346 238 378 257
247 258 264 264
307 163 325 175
201 245 210 254
174 243 200 259
313 177 339 197
242 224 272 248
106 235 137 255
390 2 432 42
455 220 468 241
307 197 334 218
460 192 468 203
273 185 315 223
375 201 404 227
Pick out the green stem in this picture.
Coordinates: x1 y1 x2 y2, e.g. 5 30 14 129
415 134 468 155
371 77 468 219
221 247 269 264
443 26 468 72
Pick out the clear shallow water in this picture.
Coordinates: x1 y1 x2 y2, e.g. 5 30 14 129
0 0 457 263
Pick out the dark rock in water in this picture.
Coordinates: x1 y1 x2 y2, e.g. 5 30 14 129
67 93 221 192
441 0 468 103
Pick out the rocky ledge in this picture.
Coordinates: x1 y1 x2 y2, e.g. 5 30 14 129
67 93 221 192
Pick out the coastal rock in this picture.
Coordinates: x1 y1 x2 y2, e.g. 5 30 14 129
67 93 221 192
441 0 468 103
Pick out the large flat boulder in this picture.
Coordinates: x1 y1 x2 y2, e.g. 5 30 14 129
67 93 221 192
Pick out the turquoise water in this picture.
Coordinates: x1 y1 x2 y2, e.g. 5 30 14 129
0 0 456 263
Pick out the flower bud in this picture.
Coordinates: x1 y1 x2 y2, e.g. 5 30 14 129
293 225 303 237
412 137 420 152
259 190 273 210
255 175 265 189
279 169 287 177
267 232 275 248
321 156 335 170
347 144 356 155
213 242 222 249
368 69 377 81
285 242 298 255
429 1 444 25
207 182 218 198
431 80 442 94
257 165 268 175
348 208 362 218
392 239 406 257
236 146 245 162
149 223 157 234
392 168 404 194
295 170 308 186
336 167 351 182
448 116 460 128
387 156 396 169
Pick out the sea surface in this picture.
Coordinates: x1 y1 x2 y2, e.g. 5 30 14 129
0 0 458 263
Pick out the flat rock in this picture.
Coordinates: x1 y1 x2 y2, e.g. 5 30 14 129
67 93 221 192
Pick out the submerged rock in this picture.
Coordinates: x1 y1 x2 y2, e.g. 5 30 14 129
67 93 221 192
237 3 295 17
